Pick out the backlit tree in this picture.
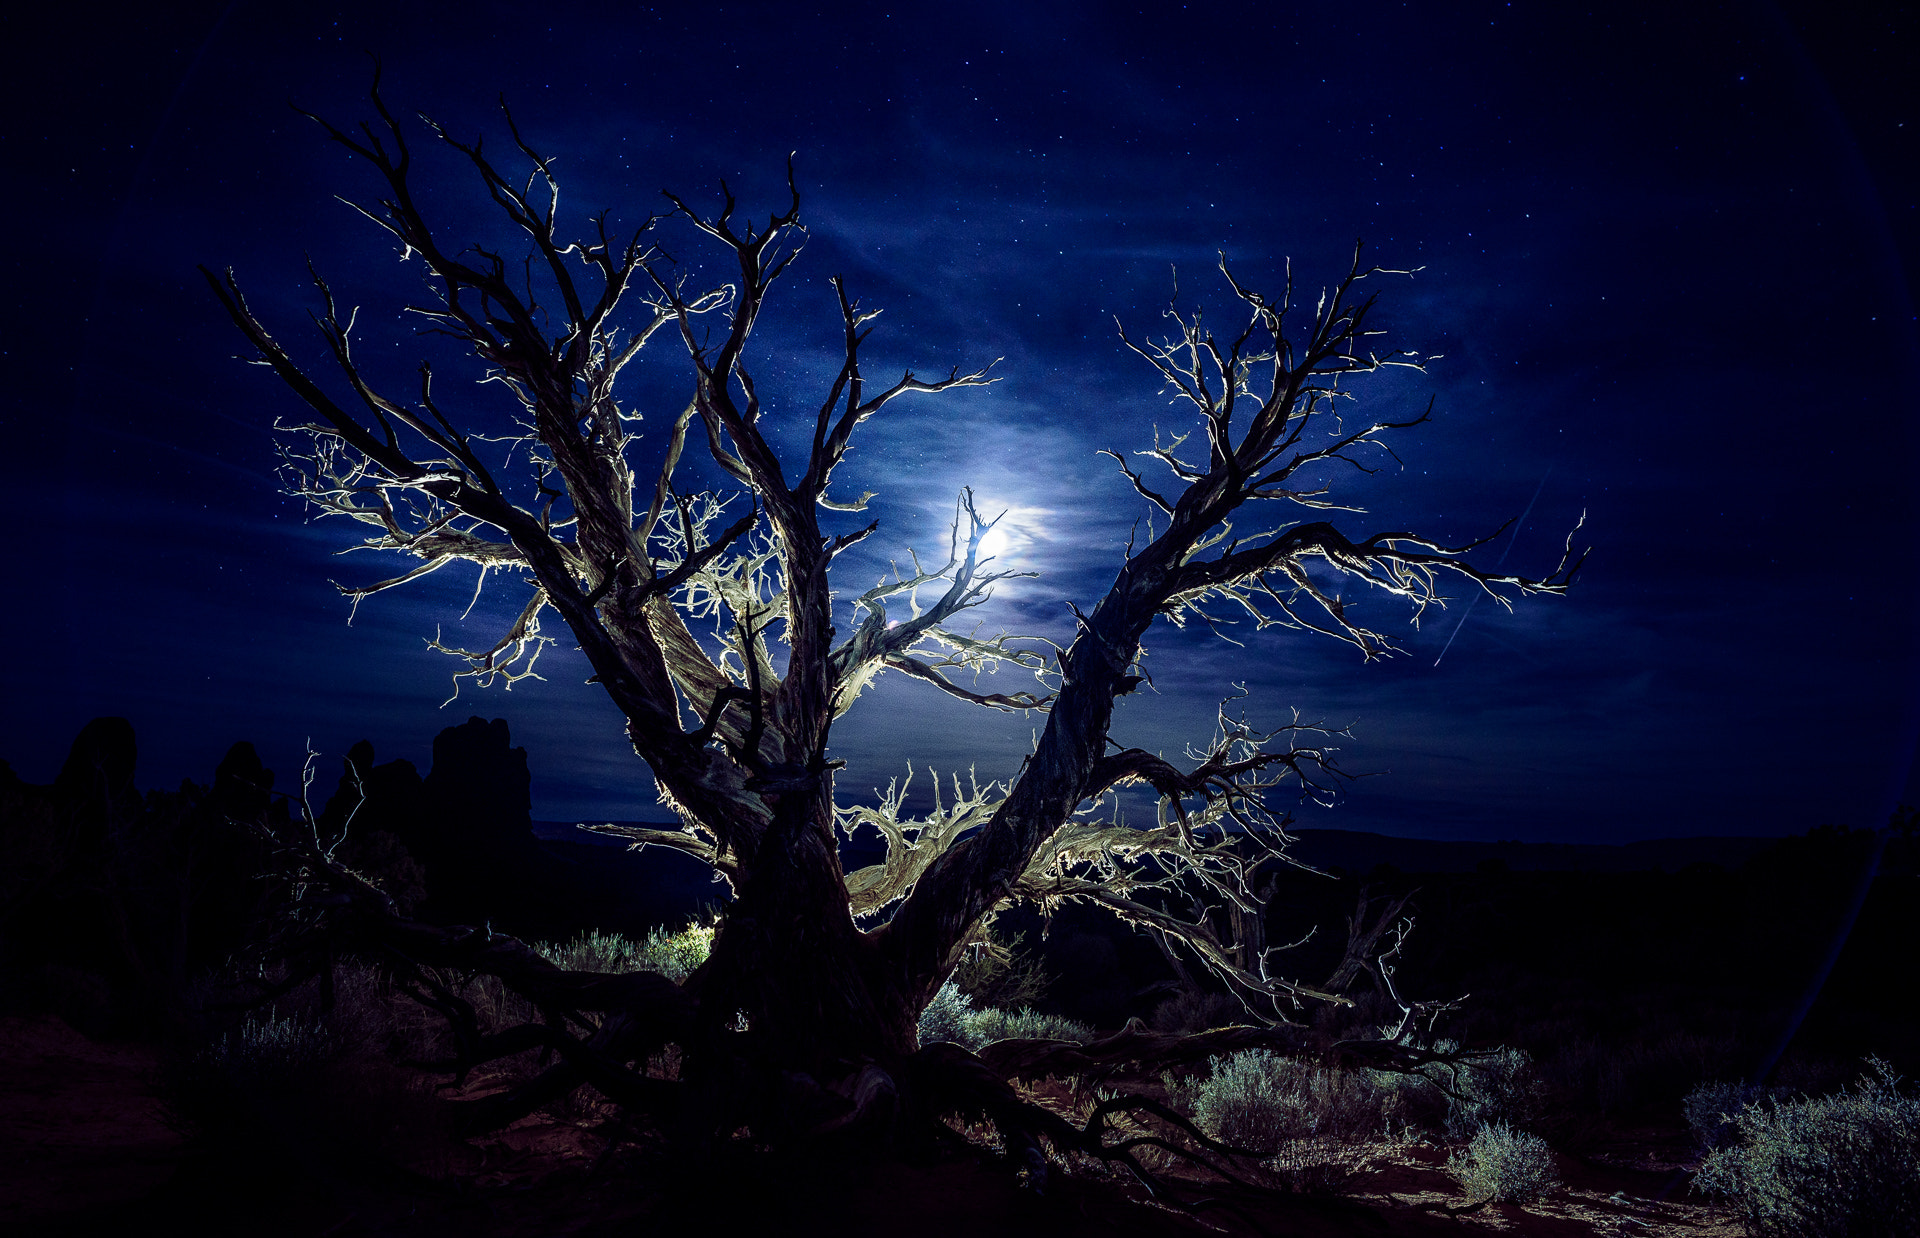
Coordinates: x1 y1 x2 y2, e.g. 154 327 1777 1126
203 72 1581 1185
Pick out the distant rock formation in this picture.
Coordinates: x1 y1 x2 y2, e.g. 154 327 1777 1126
51 716 140 834
0 714 705 1032
306 716 703 937
308 717 565 929
423 717 533 852
0 722 271 1033
210 741 276 821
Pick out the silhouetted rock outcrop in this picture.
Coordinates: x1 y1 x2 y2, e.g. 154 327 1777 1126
422 717 533 852
340 717 563 929
311 740 429 914
210 741 275 821
317 740 424 837
3 715 1916 1097
51 716 140 833
297 716 697 938
0 719 272 1032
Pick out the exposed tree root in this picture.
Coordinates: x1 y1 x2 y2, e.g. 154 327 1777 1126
908 1041 1273 1217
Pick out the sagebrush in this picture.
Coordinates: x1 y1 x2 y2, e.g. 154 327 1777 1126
1447 1120 1560 1204
915 980 1092 1050
1372 1040 1545 1139
1694 1058 1920 1238
1683 1078 1782 1154
1177 1049 1405 1193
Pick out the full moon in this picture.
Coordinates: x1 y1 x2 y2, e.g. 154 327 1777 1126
976 524 1011 561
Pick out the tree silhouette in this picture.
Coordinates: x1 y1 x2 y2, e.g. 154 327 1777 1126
202 70 1581 1187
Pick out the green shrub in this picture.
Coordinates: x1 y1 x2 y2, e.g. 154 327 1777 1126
1187 1050 1389 1154
1178 1050 1399 1193
1442 1046 1547 1139
1694 1059 1920 1238
1543 1027 1744 1115
165 998 451 1179
1187 1049 1293 1154
1447 1121 1561 1204
1683 1078 1780 1153
916 981 1093 1050
952 924 1052 1010
639 921 716 981
1371 1041 1545 1139
1149 988 1245 1034
536 927 648 973
396 925 712 1046
535 922 713 982
963 1004 1093 1046
206 1009 335 1082
918 980 977 1047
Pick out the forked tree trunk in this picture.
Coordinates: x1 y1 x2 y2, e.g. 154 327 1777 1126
692 788 921 1073
200 81 1581 1168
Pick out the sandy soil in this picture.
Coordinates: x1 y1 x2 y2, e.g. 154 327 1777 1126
0 1015 1747 1237
0 1015 182 1229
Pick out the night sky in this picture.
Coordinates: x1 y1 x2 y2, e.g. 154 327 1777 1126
4 1 1915 845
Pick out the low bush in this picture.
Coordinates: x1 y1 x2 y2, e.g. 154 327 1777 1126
1441 1045 1547 1139
638 921 717 982
164 926 722 1176
918 981 976 1047
1187 1050 1388 1153
964 1004 1093 1046
1447 1120 1561 1204
916 981 1093 1050
951 924 1052 1011
1694 1058 1920 1238
166 1008 338 1139
165 998 453 1183
1541 1027 1744 1115
1186 1048 1294 1153
537 922 713 982
1368 1040 1544 1139
1176 1049 1403 1193
1683 1078 1782 1153
173 929 701 1145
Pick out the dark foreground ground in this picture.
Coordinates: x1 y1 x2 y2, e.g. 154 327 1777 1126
4 720 1910 1235
3 1012 1743 1238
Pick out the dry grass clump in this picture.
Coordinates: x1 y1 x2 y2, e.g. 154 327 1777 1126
162 1002 451 1178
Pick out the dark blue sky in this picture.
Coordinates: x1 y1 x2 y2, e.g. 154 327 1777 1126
3 1 1915 843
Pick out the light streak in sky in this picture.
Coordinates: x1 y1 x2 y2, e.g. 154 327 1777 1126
1433 467 1552 667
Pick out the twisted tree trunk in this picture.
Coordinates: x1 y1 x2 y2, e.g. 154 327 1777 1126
203 71 1581 1185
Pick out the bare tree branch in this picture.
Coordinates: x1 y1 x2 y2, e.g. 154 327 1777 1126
207 77 1581 1181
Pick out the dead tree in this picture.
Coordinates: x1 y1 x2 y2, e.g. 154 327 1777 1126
202 71 1582 1186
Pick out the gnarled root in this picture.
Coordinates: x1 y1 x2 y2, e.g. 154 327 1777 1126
975 1017 1312 1082
906 1041 1263 1213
